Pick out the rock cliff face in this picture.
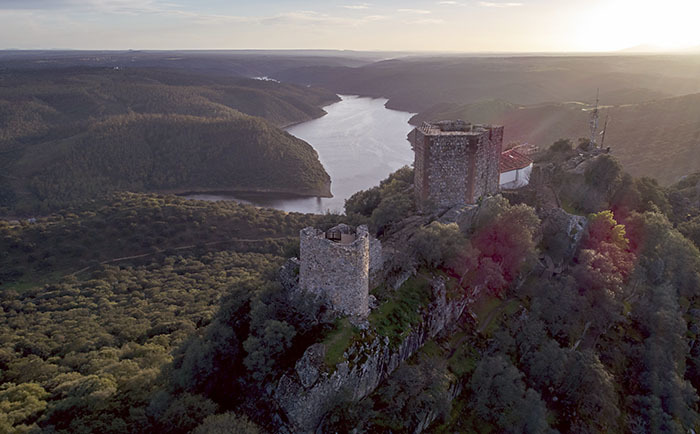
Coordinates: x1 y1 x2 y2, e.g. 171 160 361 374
274 278 468 433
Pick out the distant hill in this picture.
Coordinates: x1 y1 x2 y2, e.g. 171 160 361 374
0 68 339 130
619 44 700 54
0 68 337 211
412 93 700 185
0 50 375 78
12 113 331 208
273 55 700 113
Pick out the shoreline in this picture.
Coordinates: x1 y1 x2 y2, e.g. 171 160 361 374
164 186 333 200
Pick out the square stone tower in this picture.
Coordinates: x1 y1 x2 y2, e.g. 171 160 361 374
299 224 374 317
409 120 503 209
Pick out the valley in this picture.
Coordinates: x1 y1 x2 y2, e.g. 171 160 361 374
2 49 700 434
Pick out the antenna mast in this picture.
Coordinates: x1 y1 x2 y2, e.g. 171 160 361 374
600 113 610 149
589 89 600 147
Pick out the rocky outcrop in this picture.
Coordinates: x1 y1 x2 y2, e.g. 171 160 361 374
295 343 325 389
540 207 588 260
274 278 468 433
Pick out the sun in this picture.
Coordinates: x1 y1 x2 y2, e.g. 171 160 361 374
577 0 700 51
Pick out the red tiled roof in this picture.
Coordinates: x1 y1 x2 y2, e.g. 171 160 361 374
500 149 533 173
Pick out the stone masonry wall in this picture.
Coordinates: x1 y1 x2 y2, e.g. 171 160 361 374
412 122 503 210
299 225 370 317
427 135 471 208
369 236 383 288
274 278 468 433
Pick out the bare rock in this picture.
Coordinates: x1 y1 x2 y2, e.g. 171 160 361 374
295 343 326 389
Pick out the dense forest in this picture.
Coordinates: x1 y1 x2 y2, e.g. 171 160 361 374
3 139 700 432
0 68 338 212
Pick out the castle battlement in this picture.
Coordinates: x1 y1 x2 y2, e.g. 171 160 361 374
410 120 503 209
419 120 496 135
299 224 379 317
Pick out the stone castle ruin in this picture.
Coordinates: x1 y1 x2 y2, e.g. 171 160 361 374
298 224 381 318
409 120 503 209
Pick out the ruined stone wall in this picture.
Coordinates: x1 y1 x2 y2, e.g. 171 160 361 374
274 278 468 433
299 225 370 317
368 237 383 288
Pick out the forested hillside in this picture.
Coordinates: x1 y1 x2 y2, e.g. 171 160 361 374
0 68 338 212
0 67 339 130
3 148 700 432
12 113 330 211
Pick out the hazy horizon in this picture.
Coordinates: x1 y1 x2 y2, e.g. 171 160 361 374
2 0 700 53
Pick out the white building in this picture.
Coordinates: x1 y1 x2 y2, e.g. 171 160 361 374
500 148 533 189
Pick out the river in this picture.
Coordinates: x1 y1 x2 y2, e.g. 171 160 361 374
186 95 415 214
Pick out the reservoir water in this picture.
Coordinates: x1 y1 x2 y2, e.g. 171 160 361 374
186 95 415 214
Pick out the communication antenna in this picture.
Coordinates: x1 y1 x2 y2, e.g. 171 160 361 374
600 112 610 149
589 88 600 147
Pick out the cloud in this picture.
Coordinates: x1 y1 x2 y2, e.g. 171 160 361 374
409 18 445 24
342 3 370 9
478 1 523 7
437 1 460 4
0 0 190 16
398 8 432 14
260 10 385 27
361 15 387 22
0 0 76 9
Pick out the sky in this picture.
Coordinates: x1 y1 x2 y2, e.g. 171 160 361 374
2 0 700 52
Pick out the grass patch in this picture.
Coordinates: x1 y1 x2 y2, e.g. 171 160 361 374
474 296 521 336
1 271 64 293
472 294 502 326
322 318 356 368
369 275 432 346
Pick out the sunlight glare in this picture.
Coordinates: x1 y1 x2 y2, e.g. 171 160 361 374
578 0 700 51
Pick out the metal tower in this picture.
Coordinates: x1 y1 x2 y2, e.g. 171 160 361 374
589 89 600 147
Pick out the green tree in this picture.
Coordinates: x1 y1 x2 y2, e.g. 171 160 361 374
0 382 48 432
192 412 262 434
243 320 296 382
411 221 472 271
469 355 551 434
